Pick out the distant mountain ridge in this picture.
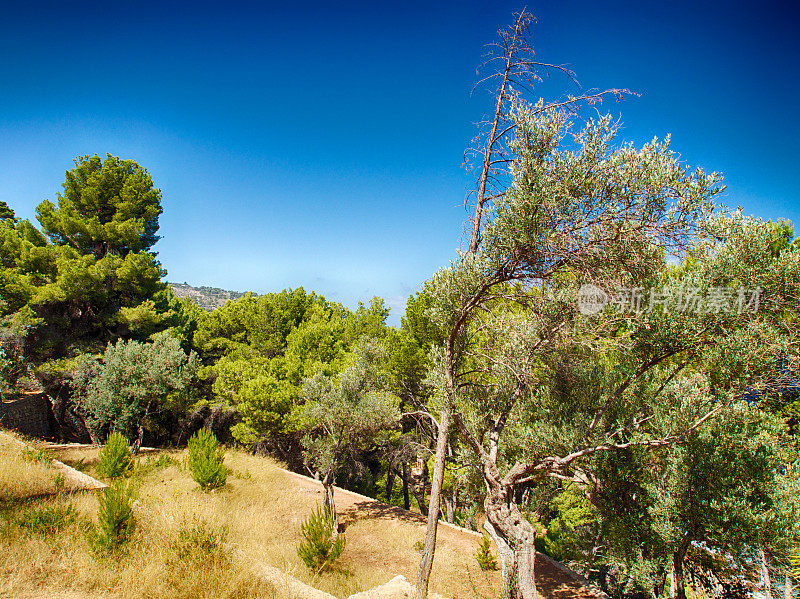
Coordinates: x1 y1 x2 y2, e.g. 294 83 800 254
168 282 255 312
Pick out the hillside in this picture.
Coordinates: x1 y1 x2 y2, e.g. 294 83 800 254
168 281 256 311
0 431 603 599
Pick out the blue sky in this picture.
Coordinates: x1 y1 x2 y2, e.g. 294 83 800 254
1 0 798 324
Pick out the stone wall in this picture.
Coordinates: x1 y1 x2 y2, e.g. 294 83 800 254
0 393 52 438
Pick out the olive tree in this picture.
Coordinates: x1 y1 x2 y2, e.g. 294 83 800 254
420 88 800 599
297 339 400 534
74 331 198 451
419 98 731 599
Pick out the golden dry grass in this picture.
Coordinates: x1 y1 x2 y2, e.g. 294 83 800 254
2 438 498 599
1 440 281 599
0 431 61 501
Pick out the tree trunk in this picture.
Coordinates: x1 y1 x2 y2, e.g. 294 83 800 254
784 571 792 599
671 535 691 599
445 496 454 523
485 519 519 598
131 399 153 455
584 527 603 578
386 464 395 503
416 404 451 598
670 560 677 599
654 564 667 599
322 471 340 539
760 548 773 599
402 461 411 510
484 494 538 599
412 476 429 516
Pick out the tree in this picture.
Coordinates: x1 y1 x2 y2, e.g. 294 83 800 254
643 403 797 599
74 331 198 451
36 154 162 258
0 201 14 221
423 174 800 599
417 92 738 597
464 11 628 255
198 290 393 461
419 10 630 594
297 339 400 534
0 158 169 366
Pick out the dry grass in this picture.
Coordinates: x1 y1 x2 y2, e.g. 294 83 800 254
2 437 498 599
0 431 61 501
1 438 281 599
195 450 498 598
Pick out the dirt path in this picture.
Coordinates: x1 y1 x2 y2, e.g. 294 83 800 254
282 469 606 599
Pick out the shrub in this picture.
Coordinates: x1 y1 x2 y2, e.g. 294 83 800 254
475 534 498 571
173 518 229 562
90 481 136 552
16 503 77 534
297 505 346 573
96 432 132 479
187 428 228 490
792 552 800 578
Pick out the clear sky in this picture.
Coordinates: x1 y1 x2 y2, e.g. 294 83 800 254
1 0 798 325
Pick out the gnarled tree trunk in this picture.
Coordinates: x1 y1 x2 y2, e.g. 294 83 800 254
484 490 538 599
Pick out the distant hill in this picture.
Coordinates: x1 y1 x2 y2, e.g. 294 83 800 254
168 282 255 312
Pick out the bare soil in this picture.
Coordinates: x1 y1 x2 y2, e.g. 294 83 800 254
284 469 603 599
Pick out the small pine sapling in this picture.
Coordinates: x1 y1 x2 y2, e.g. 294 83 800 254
475 534 498 571
96 432 133 479
90 481 136 552
297 505 346 574
187 428 228 490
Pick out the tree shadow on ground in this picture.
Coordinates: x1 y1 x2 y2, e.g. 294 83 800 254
339 498 427 528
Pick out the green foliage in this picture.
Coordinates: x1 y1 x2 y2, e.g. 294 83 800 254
792 552 800 578
0 201 14 222
642 401 796 564
197 288 393 447
73 332 198 441
540 487 597 561
187 428 228 490
0 157 175 374
15 503 77 534
90 481 136 552
475 534 498 571
298 339 400 492
36 153 162 258
95 432 132 479
296 505 346 573
215 355 296 441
